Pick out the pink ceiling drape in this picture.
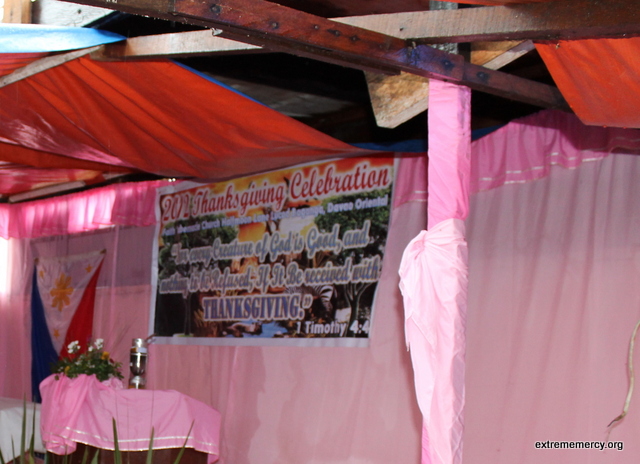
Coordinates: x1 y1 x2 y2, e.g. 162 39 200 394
0 180 168 239
470 109 640 194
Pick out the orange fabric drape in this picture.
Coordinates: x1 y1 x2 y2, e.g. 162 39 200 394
537 37 640 129
0 57 369 181
0 52 48 76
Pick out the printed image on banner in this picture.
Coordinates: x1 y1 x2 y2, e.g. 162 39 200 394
153 156 393 344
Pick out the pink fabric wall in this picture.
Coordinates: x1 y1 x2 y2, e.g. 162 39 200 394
470 110 640 194
465 153 640 463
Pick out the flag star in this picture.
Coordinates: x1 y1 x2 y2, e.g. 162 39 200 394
53 329 60 339
50 273 73 312
85 264 93 273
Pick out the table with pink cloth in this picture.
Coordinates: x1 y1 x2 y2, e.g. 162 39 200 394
39 374 221 463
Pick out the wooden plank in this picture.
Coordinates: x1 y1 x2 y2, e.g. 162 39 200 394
472 40 534 70
2 0 31 23
445 0 552 3
57 0 568 110
337 0 640 43
365 0 457 129
173 0 436 77
93 30 261 60
471 40 522 67
0 46 102 88
365 71 430 129
34 0 115 27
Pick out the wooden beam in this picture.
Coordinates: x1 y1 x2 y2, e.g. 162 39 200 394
471 40 534 70
368 40 535 128
58 0 568 110
338 0 640 43
0 46 102 88
93 29 261 60
358 0 451 130
444 0 552 3
93 33 535 128
173 0 566 108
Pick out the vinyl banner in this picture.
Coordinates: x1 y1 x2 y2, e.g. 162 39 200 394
151 156 394 346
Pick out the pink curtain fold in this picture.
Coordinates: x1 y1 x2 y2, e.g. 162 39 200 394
393 154 428 208
399 218 468 464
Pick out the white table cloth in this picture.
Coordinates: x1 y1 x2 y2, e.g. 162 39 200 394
0 397 45 461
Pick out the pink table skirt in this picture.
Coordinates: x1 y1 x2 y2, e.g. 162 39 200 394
40 374 220 463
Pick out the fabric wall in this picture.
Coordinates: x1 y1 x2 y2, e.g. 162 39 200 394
465 153 640 463
0 158 425 464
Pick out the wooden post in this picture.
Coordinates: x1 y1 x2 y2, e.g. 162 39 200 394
2 0 31 23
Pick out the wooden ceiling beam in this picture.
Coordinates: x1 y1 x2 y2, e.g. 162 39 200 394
59 0 568 110
172 0 567 109
92 29 261 60
339 0 640 43
0 46 101 88
367 40 535 129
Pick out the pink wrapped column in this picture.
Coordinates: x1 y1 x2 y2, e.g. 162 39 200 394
399 80 471 464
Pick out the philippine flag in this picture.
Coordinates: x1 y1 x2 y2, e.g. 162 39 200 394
31 250 105 402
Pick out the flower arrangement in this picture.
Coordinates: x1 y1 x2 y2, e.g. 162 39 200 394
52 338 124 381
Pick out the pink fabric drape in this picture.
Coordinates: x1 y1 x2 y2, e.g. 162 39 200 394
393 154 428 208
426 82 471 228
399 80 471 464
465 153 640 463
399 219 468 464
1 156 427 464
0 180 168 239
470 109 640 194
5 107 640 464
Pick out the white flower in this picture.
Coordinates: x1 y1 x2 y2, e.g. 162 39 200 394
67 341 80 354
88 346 94 352
94 338 104 350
